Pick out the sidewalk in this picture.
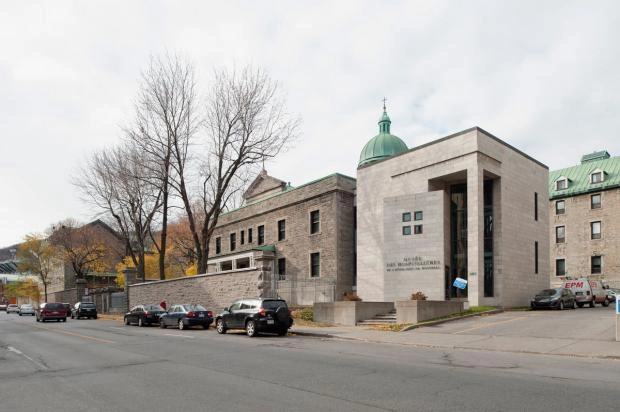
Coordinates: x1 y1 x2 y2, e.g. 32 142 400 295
290 321 620 360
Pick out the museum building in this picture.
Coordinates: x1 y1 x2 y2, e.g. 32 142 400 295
207 106 550 307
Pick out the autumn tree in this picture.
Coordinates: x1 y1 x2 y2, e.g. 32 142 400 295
175 66 299 273
4 278 41 302
16 234 55 301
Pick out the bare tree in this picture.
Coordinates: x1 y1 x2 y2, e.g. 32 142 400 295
16 234 54 302
126 54 199 280
73 143 162 278
174 66 300 273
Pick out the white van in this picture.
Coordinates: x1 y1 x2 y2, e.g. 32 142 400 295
563 278 610 307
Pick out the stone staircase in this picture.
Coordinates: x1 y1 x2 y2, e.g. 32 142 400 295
356 309 397 325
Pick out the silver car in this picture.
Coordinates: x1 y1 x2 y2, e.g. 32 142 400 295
18 304 35 316
6 304 19 314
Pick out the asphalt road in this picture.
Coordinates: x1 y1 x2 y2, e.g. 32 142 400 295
1 312 619 412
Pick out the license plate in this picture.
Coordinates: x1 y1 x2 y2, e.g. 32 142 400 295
199 314 204 318
267 319 274 325
52 311 59 315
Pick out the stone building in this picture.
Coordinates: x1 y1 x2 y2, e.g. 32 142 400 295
356 107 549 307
549 150 620 288
207 171 356 305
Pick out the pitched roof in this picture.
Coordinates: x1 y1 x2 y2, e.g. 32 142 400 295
243 170 288 203
549 151 620 199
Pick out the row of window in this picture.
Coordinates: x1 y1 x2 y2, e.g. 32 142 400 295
276 252 321 280
555 221 602 243
556 256 602 276
402 211 423 235
215 210 321 255
555 170 605 191
555 194 601 214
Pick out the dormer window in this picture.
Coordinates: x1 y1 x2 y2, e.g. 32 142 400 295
590 169 604 184
556 177 568 190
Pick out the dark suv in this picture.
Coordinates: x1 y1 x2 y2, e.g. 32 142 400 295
71 302 98 319
215 298 293 337
36 302 67 322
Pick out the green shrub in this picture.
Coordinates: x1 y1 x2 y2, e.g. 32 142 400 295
294 307 314 321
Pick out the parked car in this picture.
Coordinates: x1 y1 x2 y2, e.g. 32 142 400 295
215 298 293 337
36 302 67 322
605 289 617 303
124 304 166 327
71 302 98 319
0 303 7 311
563 278 595 308
62 303 71 316
6 304 20 314
531 287 577 310
159 304 213 330
18 304 35 316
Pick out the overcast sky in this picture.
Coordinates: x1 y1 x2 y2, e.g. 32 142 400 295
1 1 619 248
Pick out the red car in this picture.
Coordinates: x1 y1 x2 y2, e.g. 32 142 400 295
36 302 67 322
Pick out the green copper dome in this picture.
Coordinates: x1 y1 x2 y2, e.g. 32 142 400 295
358 105 408 167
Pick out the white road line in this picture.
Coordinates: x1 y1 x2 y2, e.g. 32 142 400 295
164 333 195 339
7 346 48 370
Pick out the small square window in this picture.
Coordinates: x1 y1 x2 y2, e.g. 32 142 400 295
591 172 602 184
555 200 565 215
556 179 567 190
402 226 411 235
591 256 601 274
414 225 423 234
414 211 423 221
402 212 411 222
556 259 566 276
591 194 601 209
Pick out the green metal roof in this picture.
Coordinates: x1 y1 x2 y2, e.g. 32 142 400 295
253 244 276 252
358 106 408 167
549 151 620 199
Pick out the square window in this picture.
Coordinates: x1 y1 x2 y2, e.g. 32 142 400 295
414 211 423 221
556 179 567 190
414 225 423 234
310 210 320 234
591 221 601 239
278 219 286 241
591 194 601 209
555 226 565 243
556 259 566 276
591 256 601 274
555 200 565 215
310 252 320 278
591 172 602 183
402 226 411 235
402 212 411 222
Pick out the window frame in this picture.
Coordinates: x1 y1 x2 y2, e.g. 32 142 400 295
310 252 320 278
402 226 411 235
591 255 602 274
215 237 221 255
310 210 320 234
555 226 565 243
402 212 411 222
555 200 565 215
556 258 566 276
591 221 601 240
414 211 423 221
229 232 236 252
277 257 286 280
556 178 568 190
414 224 423 234
591 193 601 209
278 219 286 241
257 225 265 245
590 171 603 184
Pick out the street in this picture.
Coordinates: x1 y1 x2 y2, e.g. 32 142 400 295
1 313 619 412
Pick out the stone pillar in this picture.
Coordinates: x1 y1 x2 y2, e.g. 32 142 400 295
466 163 484 307
123 268 139 312
254 251 275 298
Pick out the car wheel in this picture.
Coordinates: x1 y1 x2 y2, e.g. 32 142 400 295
577 302 584 308
589 300 595 308
94 315 97 320
246 320 257 337
71 313 74 319
62 318 66 322
277 327 288 336
36 317 40 322
178 319 185 330
138 318 144 327
216 319 227 334
559 301 564 310
159 320 166 329
572 300 577 309
202 324 209 329
603 298 609 307
124 317 130 325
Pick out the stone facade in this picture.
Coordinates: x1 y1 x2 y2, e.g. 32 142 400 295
549 188 620 288
207 173 356 304
357 127 549 307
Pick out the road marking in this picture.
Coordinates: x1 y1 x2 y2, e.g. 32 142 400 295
33 324 116 344
452 316 526 334
7 346 48 370
164 333 195 339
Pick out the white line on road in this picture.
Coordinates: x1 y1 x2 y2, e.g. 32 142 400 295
7 346 48 370
164 333 195 339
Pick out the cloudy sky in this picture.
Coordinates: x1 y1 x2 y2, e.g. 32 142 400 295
1 1 619 248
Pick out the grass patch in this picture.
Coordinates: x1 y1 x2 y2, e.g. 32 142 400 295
420 306 498 323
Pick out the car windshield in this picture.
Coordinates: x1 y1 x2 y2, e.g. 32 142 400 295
144 304 164 311
537 289 559 296
262 300 287 309
21 304 33 308
45 303 64 309
81 303 96 308
185 304 207 311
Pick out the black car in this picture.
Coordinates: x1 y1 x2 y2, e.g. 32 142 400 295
124 304 166 327
531 287 577 310
215 298 293 337
36 302 67 322
71 302 98 319
159 304 213 330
